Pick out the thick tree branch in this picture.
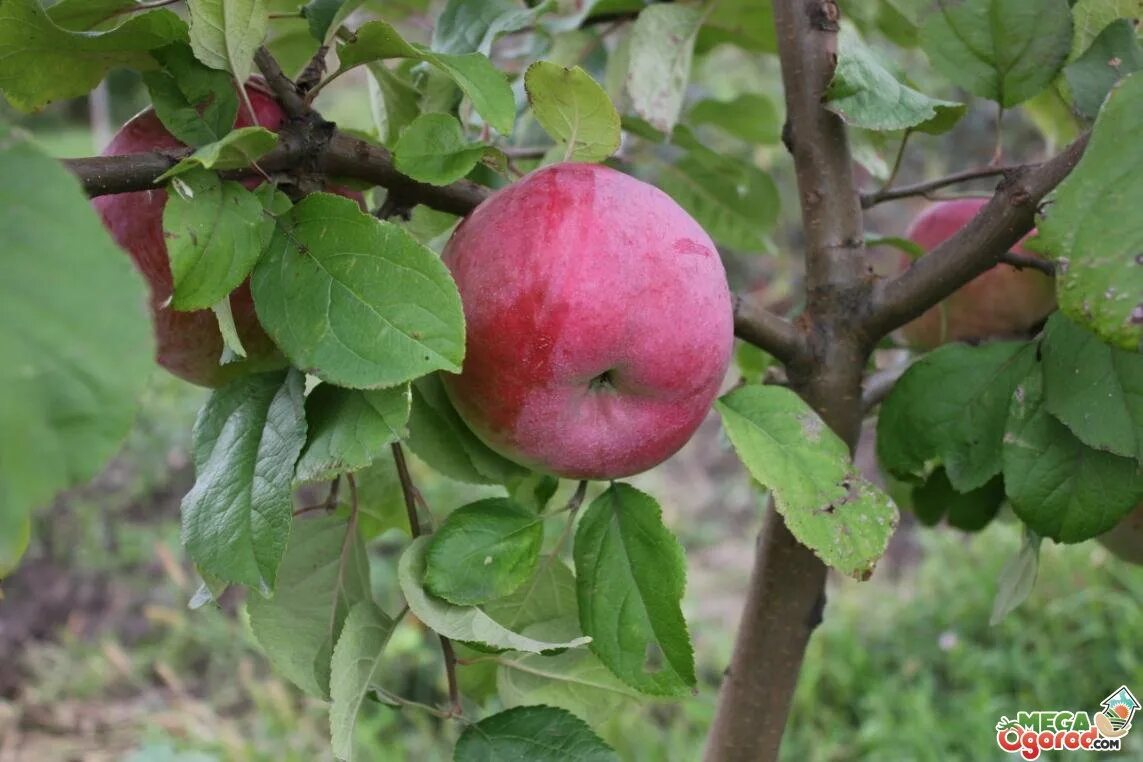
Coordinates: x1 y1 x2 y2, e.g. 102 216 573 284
733 293 805 365
707 2 867 760
254 46 310 118
864 132 1089 341
861 164 1018 209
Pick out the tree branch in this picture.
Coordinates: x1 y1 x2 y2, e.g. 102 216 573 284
706 2 867 760
864 132 1089 341
861 164 1019 209
999 250 1056 276
733 293 805 365
254 46 310 118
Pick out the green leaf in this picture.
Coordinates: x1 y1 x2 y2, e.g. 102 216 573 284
1037 72 1143 351
1070 0 1143 61
247 514 370 698
424 498 543 606
696 0 775 54
144 43 240 147
1003 370 1143 542
399 537 591 653
626 4 704 134
406 374 528 485
329 601 397 762
432 0 555 56
181 369 308 588
251 193 466 389
826 25 965 133
303 0 366 42
0 0 186 111
0 506 31 578
1064 19 1143 119
657 128 779 252
452 705 618 762
294 384 411 483
483 556 578 633
46 0 141 30
989 527 1041 625
337 20 516 134
393 113 489 185
718 386 898 579
162 171 269 311
496 622 641 727
524 62 620 163
687 93 781 145
187 0 268 86
911 468 1005 532
877 341 1038 490
158 126 278 180
0 127 153 564
920 0 1073 107
573 483 694 696
367 62 422 147
1041 313 1143 461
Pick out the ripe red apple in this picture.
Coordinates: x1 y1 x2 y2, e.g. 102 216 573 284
440 163 734 479
1098 503 1143 565
898 199 1056 349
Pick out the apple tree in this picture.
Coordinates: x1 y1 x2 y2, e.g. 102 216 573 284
1 0 1141 759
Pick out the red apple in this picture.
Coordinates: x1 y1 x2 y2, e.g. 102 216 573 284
440 163 734 479
1098 503 1143 565
898 199 1056 350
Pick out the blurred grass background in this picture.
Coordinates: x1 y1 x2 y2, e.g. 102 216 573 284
2 369 1140 762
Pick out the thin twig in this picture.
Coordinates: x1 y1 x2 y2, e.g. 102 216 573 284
877 129 912 194
861 359 915 412
999 251 1055 276
292 477 342 516
372 687 459 720
253 46 309 119
546 480 588 563
861 164 1019 209
439 636 462 716
391 442 424 536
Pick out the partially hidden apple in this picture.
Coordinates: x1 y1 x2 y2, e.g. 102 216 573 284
440 163 734 480
898 199 1056 350
1098 503 1143 565
93 81 361 387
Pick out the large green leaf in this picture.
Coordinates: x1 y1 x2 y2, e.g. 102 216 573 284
910 468 1005 532
524 62 620 163
920 0 1073 107
627 4 704 133
826 25 965 133
393 113 489 185
294 384 411 483
1064 19 1143 119
1041 313 1143 461
162 171 271 311
157 126 278 180
0 128 153 571
1003 370 1143 542
367 62 421 147
143 43 240 147
46 0 141 29
337 19 516 134
187 0 268 86
657 127 779 252
251 193 465 389
405 374 528 485
1037 72 1143 351
399 537 591 653
877 341 1039 490
573 483 694 696
424 498 544 606
719 386 898 579
247 514 371 698
432 0 554 56
687 93 781 145
696 0 775 54
303 0 367 42
181 370 307 589
453 705 617 762
1070 0 1143 60
329 601 397 762
0 0 185 111
351 452 410 540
